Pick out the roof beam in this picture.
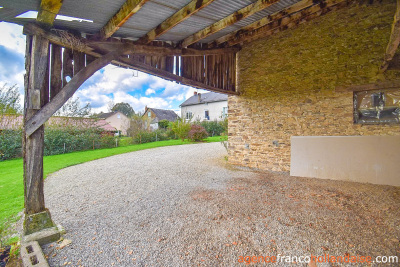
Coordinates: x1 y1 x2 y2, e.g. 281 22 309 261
224 0 350 47
211 0 315 47
24 23 240 57
181 0 279 48
137 0 216 44
36 0 63 26
100 0 150 39
381 0 400 72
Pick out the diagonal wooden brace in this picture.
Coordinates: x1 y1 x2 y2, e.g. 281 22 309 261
25 49 124 137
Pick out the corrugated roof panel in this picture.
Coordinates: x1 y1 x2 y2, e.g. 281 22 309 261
195 0 255 21
121 2 179 34
58 0 127 26
151 0 191 10
200 25 241 43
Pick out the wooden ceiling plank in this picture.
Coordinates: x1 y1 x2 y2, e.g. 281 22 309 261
211 0 315 47
137 0 216 44
181 0 280 48
100 0 150 39
36 0 63 26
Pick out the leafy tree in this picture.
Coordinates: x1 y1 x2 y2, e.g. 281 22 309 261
158 119 170 129
127 114 147 137
54 96 91 117
0 84 21 115
111 102 135 117
170 118 191 141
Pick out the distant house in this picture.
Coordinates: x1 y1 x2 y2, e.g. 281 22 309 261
98 111 130 135
180 92 228 121
142 107 179 130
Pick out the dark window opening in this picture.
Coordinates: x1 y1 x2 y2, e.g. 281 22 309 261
205 110 209 120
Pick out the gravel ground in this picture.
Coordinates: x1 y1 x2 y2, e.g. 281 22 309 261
42 143 400 267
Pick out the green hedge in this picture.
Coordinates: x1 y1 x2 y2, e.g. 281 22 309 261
133 129 176 144
0 127 115 161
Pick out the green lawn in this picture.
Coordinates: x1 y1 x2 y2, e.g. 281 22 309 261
0 136 223 223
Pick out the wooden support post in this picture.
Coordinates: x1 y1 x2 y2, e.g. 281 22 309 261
381 0 400 72
23 34 56 236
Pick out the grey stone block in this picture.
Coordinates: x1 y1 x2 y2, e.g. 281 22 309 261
20 241 49 267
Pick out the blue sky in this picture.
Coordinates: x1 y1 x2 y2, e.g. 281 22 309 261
0 22 206 114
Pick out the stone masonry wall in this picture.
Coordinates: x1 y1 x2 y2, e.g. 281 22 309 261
228 0 400 172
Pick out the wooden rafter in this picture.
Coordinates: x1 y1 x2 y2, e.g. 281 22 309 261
24 23 240 57
137 0 216 44
381 0 400 72
181 0 279 48
224 0 350 47
36 0 63 26
100 0 150 39
210 0 316 47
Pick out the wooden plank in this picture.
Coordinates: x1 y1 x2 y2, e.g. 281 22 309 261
73 51 85 75
118 56 238 95
25 50 124 136
63 48 73 85
28 35 50 110
100 0 151 38
336 80 400 92
137 0 216 44
211 0 315 47
181 0 280 47
50 44 62 99
36 0 63 26
381 0 400 72
226 0 350 46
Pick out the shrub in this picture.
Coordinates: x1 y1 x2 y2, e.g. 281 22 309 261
198 120 227 136
170 118 191 141
0 130 22 160
188 124 208 142
158 119 170 129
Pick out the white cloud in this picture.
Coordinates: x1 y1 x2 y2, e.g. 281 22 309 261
0 22 25 55
145 88 155 95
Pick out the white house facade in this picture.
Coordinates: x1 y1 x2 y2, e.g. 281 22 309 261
180 92 228 122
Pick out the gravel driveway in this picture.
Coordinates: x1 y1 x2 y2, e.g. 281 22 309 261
42 143 400 267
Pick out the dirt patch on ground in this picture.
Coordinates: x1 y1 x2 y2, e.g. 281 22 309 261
179 171 400 266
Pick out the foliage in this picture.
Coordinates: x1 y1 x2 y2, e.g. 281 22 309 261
0 84 21 115
44 126 114 156
54 96 91 117
196 119 227 136
132 129 173 144
170 118 191 141
127 114 147 137
158 119 170 129
111 102 135 117
0 130 22 161
188 124 208 142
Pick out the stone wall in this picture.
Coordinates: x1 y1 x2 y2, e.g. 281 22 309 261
228 0 400 172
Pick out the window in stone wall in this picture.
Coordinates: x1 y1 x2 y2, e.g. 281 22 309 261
354 89 400 124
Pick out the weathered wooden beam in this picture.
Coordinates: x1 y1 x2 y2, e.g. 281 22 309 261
381 0 400 72
36 0 63 26
211 0 315 47
225 0 350 47
24 23 240 57
181 0 280 48
50 44 62 99
100 0 150 39
137 0 215 44
25 49 126 136
117 56 238 95
336 80 400 92
23 34 50 216
28 35 50 110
